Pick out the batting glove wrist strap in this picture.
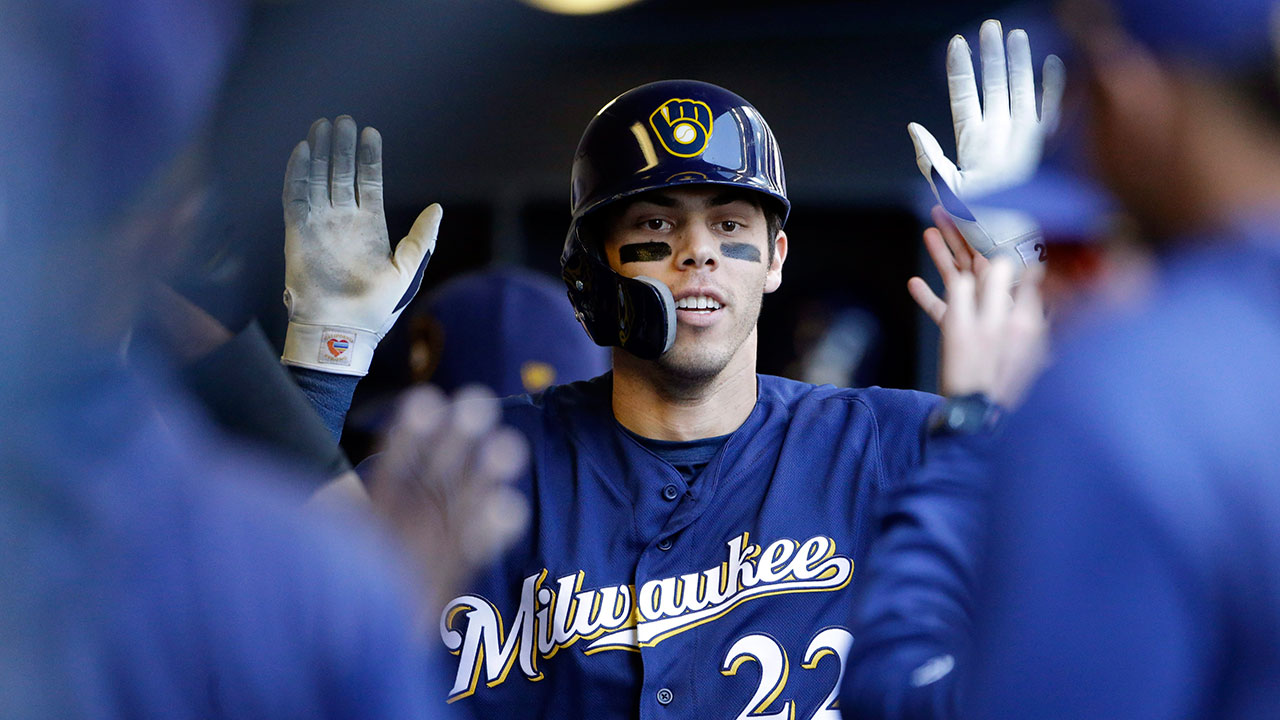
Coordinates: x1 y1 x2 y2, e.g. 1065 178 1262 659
279 117 442 378
281 319 380 376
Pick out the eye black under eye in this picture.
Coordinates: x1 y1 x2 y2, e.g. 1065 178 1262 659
720 242 761 262
620 242 673 264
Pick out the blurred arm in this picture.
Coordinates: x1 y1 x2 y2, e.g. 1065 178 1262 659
841 430 994 720
141 283 353 482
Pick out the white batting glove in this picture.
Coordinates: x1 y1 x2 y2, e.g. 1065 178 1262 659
281 116 440 376
908 20 1065 270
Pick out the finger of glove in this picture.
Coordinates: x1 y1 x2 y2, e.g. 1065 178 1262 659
908 276 948 327
306 118 332 207
1007 29 1037 124
458 429 530 543
389 384 449 443
945 35 982 145
330 115 358 208
1040 54 1067 132
437 423 527 574
459 426 530 567
909 124 962 193
357 126 384 209
283 140 311 225
979 20 1010 124
392 203 443 312
908 123 933 175
470 426 529 492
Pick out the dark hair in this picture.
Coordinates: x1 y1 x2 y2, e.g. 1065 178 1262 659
761 199 785 265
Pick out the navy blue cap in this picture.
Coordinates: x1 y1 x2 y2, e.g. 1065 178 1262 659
423 268 610 396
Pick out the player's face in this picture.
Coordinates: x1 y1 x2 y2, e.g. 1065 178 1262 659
602 186 787 380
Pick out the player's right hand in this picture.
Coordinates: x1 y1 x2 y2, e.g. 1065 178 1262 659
368 385 530 618
281 116 441 376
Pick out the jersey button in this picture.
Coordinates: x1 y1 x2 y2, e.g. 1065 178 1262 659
656 688 674 705
661 483 679 501
657 538 672 551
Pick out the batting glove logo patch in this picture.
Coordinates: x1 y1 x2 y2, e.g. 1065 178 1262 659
319 330 355 365
650 98 713 158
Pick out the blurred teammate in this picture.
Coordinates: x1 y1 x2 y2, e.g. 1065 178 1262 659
835 19 1069 719
962 1 1280 717
284 20 1056 718
0 1 512 716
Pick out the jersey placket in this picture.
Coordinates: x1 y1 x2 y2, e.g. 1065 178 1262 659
624 420 748 717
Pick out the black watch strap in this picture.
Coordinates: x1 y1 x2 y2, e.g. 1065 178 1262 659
928 393 1003 436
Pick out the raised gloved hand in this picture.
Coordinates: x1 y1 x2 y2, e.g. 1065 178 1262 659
908 20 1065 270
281 116 441 375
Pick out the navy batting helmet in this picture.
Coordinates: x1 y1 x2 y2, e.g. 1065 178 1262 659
561 79 790 359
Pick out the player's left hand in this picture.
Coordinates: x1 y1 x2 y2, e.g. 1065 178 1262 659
367 385 530 616
281 116 441 376
908 19 1065 271
910 207 1047 408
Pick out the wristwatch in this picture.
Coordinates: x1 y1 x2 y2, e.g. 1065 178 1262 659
927 393 1003 436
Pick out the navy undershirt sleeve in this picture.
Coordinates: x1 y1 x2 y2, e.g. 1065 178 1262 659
289 368 361 441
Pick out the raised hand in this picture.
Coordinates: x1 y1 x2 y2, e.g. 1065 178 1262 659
367 385 530 615
910 207 1047 408
281 116 441 376
908 20 1065 271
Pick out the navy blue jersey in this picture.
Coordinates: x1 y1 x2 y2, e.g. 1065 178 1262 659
965 227 1280 719
439 373 939 718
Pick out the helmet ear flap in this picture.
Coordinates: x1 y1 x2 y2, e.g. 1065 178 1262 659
561 232 676 360
628 275 676 356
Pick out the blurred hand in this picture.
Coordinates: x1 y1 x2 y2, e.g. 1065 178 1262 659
281 116 441 376
908 19 1064 271
910 208 1048 408
367 385 530 615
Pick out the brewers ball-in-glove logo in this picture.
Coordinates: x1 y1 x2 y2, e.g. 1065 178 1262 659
650 98 713 158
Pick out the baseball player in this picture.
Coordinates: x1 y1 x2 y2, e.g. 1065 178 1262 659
282 22 1055 718
0 1 468 717
962 0 1280 717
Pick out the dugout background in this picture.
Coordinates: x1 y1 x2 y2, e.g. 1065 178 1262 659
191 0 1062 456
